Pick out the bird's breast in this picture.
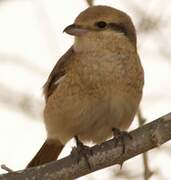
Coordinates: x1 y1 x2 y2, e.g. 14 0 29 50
72 49 143 98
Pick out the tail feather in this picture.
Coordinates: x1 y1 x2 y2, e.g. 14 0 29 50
27 139 64 168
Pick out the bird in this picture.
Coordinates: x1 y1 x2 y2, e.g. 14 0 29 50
27 5 144 168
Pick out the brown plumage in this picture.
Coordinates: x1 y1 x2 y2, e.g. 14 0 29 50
43 47 74 101
27 5 144 168
27 140 63 168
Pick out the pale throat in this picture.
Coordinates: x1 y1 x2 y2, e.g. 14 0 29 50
73 31 135 53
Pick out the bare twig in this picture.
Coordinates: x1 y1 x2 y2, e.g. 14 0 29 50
137 109 146 125
86 0 94 6
0 112 171 180
1 165 13 173
137 109 154 180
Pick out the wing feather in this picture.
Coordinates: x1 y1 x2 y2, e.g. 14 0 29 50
43 46 74 101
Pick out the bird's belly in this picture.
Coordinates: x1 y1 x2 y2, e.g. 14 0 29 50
78 93 138 143
44 85 139 144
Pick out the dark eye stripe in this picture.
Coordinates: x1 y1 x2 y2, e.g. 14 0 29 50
109 23 127 35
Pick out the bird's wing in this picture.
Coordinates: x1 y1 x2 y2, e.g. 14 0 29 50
43 46 74 102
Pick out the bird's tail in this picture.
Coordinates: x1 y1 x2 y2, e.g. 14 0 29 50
27 139 64 168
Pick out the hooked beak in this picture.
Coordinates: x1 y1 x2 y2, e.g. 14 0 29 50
63 24 88 36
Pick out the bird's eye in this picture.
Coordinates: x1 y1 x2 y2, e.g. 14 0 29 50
95 21 107 28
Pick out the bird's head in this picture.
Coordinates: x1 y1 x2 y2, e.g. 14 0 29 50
63 6 137 52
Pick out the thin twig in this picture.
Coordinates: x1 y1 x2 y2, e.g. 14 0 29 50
86 0 94 6
1 165 13 173
137 109 153 180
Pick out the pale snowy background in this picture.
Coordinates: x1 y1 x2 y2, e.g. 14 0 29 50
0 0 171 179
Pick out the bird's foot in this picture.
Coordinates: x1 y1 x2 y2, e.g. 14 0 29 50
112 128 132 154
71 136 92 170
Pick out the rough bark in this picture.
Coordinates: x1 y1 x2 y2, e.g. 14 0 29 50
0 112 171 180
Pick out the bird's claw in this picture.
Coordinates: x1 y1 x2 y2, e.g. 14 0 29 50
112 128 132 154
71 136 92 170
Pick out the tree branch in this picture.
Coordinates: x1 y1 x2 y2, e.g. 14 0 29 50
0 112 171 180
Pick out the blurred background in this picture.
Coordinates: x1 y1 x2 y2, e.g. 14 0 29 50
0 0 171 179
